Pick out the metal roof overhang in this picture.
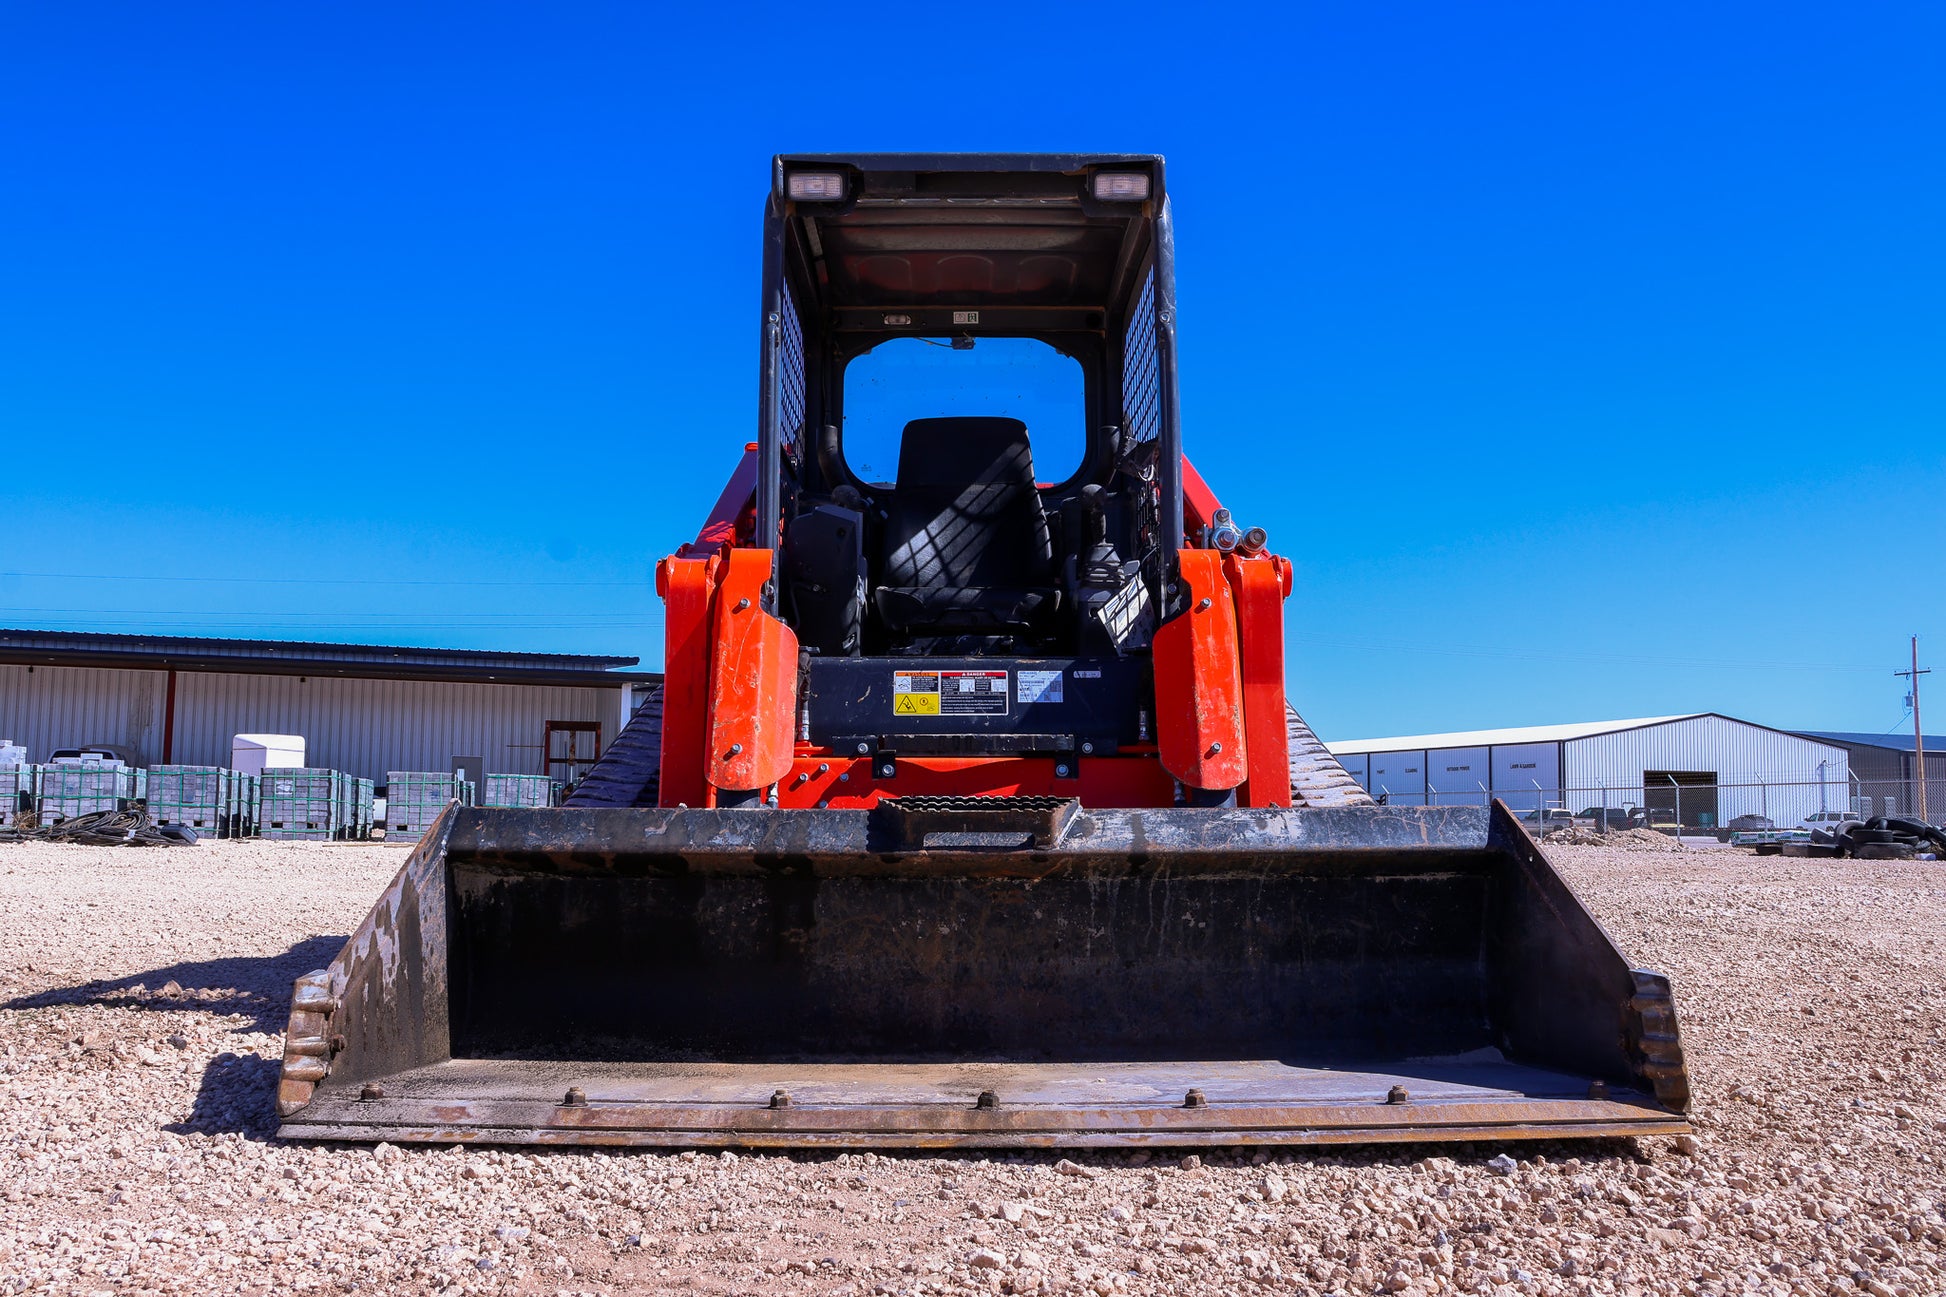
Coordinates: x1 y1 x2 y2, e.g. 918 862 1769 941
0 644 659 688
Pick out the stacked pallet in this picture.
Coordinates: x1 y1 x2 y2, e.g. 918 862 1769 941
259 768 370 840
35 758 146 821
480 773 561 808
340 777 376 841
147 765 255 839
385 772 475 843
0 741 28 828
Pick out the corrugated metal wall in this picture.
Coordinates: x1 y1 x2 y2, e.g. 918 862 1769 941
1426 745 1490 805
1566 716 1850 826
0 664 168 765
172 673 627 783
2 664 629 783
1488 741 1561 812
1368 751 1427 805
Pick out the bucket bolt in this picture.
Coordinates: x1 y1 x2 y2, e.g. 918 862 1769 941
1196 597 1212 612
1386 1085 1410 1105
769 1089 793 1109
1183 1088 1208 1109
734 597 751 612
564 1087 586 1106
975 1090 999 1110
727 743 743 757
359 1084 384 1102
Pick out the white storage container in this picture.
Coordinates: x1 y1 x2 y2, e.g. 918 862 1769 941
232 734 306 777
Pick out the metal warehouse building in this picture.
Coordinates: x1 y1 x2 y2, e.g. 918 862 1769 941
0 629 660 788
1327 713 1852 832
1793 730 1946 822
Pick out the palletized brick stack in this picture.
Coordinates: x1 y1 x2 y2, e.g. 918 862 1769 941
0 741 29 828
339 777 376 840
258 768 353 840
149 766 267 839
35 759 146 821
480 773 561 808
227 773 261 838
147 765 227 838
385 772 475 843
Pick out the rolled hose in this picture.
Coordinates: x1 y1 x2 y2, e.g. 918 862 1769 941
0 806 197 847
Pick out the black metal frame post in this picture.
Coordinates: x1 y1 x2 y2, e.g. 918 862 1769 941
755 197 786 606
1151 194 1184 607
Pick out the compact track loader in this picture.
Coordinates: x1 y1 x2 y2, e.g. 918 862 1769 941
277 155 1689 1148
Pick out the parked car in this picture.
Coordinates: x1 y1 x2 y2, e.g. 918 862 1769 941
1716 813 1776 843
47 746 135 765
1641 806 1682 833
1576 806 1643 832
1516 808 1576 836
1800 811 1863 835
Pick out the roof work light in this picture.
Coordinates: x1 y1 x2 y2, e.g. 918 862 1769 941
786 171 847 201
1092 171 1151 201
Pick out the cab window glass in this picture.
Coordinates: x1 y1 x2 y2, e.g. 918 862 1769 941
841 337 1083 487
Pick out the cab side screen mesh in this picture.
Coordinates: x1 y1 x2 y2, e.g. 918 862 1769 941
1120 268 1160 448
780 279 807 465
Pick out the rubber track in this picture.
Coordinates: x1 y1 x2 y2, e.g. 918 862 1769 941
1287 702 1371 808
562 687 663 808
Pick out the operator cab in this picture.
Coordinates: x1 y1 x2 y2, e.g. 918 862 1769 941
763 155 1173 665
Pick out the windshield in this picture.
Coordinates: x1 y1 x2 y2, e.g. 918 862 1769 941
841 337 1084 487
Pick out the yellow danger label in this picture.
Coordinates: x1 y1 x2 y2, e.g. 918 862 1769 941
894 692 940 716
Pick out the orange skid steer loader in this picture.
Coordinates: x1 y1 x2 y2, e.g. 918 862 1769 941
276 155 1689 1148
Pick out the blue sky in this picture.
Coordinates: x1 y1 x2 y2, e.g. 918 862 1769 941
2 3 1940 741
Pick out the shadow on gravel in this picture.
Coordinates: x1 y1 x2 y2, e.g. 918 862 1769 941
0 934 345 1033
169 1050 284 1141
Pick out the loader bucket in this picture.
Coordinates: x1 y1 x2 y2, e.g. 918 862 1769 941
276 801 1689 1147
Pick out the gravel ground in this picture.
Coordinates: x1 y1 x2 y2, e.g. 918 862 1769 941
2 837 1944 1297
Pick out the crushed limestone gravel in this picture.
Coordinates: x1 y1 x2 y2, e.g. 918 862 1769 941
1 837 1943 1296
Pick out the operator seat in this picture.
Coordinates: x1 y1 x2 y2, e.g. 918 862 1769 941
873 416 1059 643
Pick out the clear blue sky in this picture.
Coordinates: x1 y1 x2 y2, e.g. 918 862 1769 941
3 3 1941 741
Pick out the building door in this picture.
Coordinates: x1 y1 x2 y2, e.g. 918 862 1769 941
1643 770 1718 830
544 721 602 785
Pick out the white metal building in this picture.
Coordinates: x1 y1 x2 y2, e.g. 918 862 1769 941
0 629 660 788
1328 713 1852 832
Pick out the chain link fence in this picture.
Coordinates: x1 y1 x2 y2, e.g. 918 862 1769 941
1368 776 1939 838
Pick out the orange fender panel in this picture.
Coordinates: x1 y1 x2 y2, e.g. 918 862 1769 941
1225 552 1292 808
656 555 719 808
1152 549 1248 790
706 548 800 793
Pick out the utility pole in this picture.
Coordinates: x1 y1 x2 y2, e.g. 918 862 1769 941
1896 636 1929 823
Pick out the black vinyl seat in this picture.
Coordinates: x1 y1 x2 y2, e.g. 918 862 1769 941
873 417 1060 641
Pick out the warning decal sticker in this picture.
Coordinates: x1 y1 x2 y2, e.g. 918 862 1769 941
941 670 1008 715
896 669 1007 716
892 671 941 715
1016 669 1064 704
